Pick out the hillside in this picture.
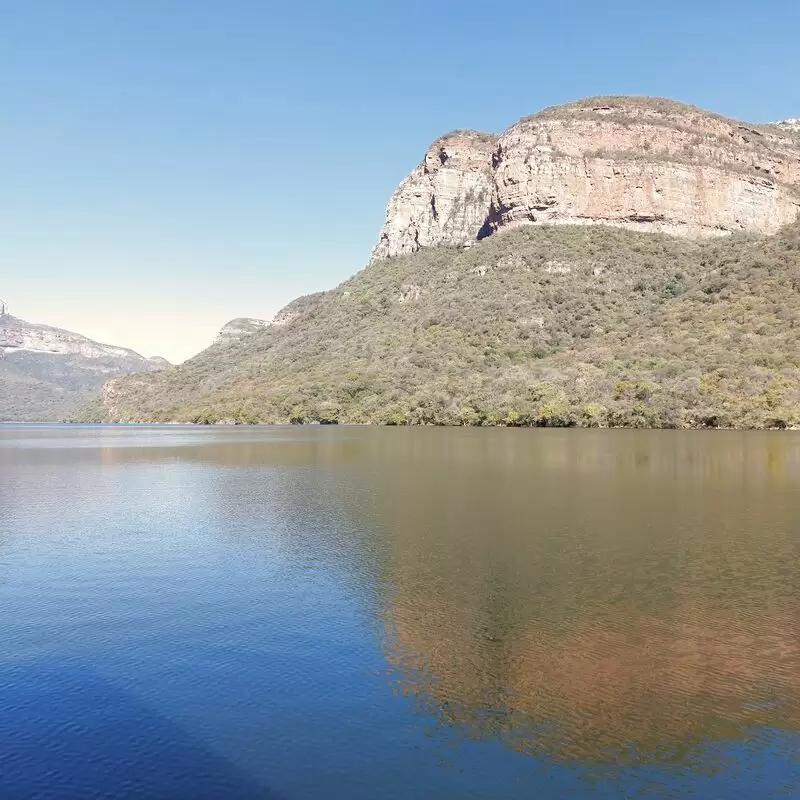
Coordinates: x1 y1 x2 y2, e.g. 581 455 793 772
86 219 800 429
0 310 168 421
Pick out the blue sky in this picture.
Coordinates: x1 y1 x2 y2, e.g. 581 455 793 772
2 0 799 361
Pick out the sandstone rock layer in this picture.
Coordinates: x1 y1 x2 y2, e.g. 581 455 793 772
372 97 800 259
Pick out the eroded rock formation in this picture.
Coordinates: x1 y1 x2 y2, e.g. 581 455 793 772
372 97 800 259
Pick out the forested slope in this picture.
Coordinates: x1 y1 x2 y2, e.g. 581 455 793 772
84 222 800 428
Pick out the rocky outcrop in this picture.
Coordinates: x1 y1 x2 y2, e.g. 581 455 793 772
214 317 271 345
213 310 306 346
774 118 800 133
372 97 800 259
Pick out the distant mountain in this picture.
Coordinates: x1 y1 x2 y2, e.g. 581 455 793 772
0 307 168 421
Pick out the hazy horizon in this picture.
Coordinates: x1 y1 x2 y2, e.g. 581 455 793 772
2 0 799 362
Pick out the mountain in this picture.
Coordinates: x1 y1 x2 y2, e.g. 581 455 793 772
85 220 800 429
82 97 800 429
0 308 168 421
373 96 800 259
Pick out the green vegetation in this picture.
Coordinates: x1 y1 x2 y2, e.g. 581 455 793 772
80 222 800 428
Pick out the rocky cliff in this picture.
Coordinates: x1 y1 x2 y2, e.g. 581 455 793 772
0 308 168 420
372 97 800 259
371 131 497 260
82 219 800 430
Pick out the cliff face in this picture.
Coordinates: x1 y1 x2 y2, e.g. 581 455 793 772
371 131 497 260
0 311 168 420
372 97 800 259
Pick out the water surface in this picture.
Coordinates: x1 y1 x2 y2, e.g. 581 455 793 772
1 426 798 798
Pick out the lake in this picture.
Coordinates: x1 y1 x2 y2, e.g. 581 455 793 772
0 425 797 798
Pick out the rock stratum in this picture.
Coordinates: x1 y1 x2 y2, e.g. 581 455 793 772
0 308 168 421
372 97 800 260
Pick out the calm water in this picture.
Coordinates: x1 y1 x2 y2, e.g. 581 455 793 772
0 426 798 799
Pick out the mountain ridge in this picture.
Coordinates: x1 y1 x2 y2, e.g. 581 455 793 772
774 118 800 133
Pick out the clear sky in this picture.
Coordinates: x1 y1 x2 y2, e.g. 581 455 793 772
2 0 799 362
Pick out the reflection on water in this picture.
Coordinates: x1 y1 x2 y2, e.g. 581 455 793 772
365 431 800 766
0 425 798 797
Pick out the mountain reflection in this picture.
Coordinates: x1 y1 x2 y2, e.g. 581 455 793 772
365 430 800 764
385 594 798 762
3 425 798 766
